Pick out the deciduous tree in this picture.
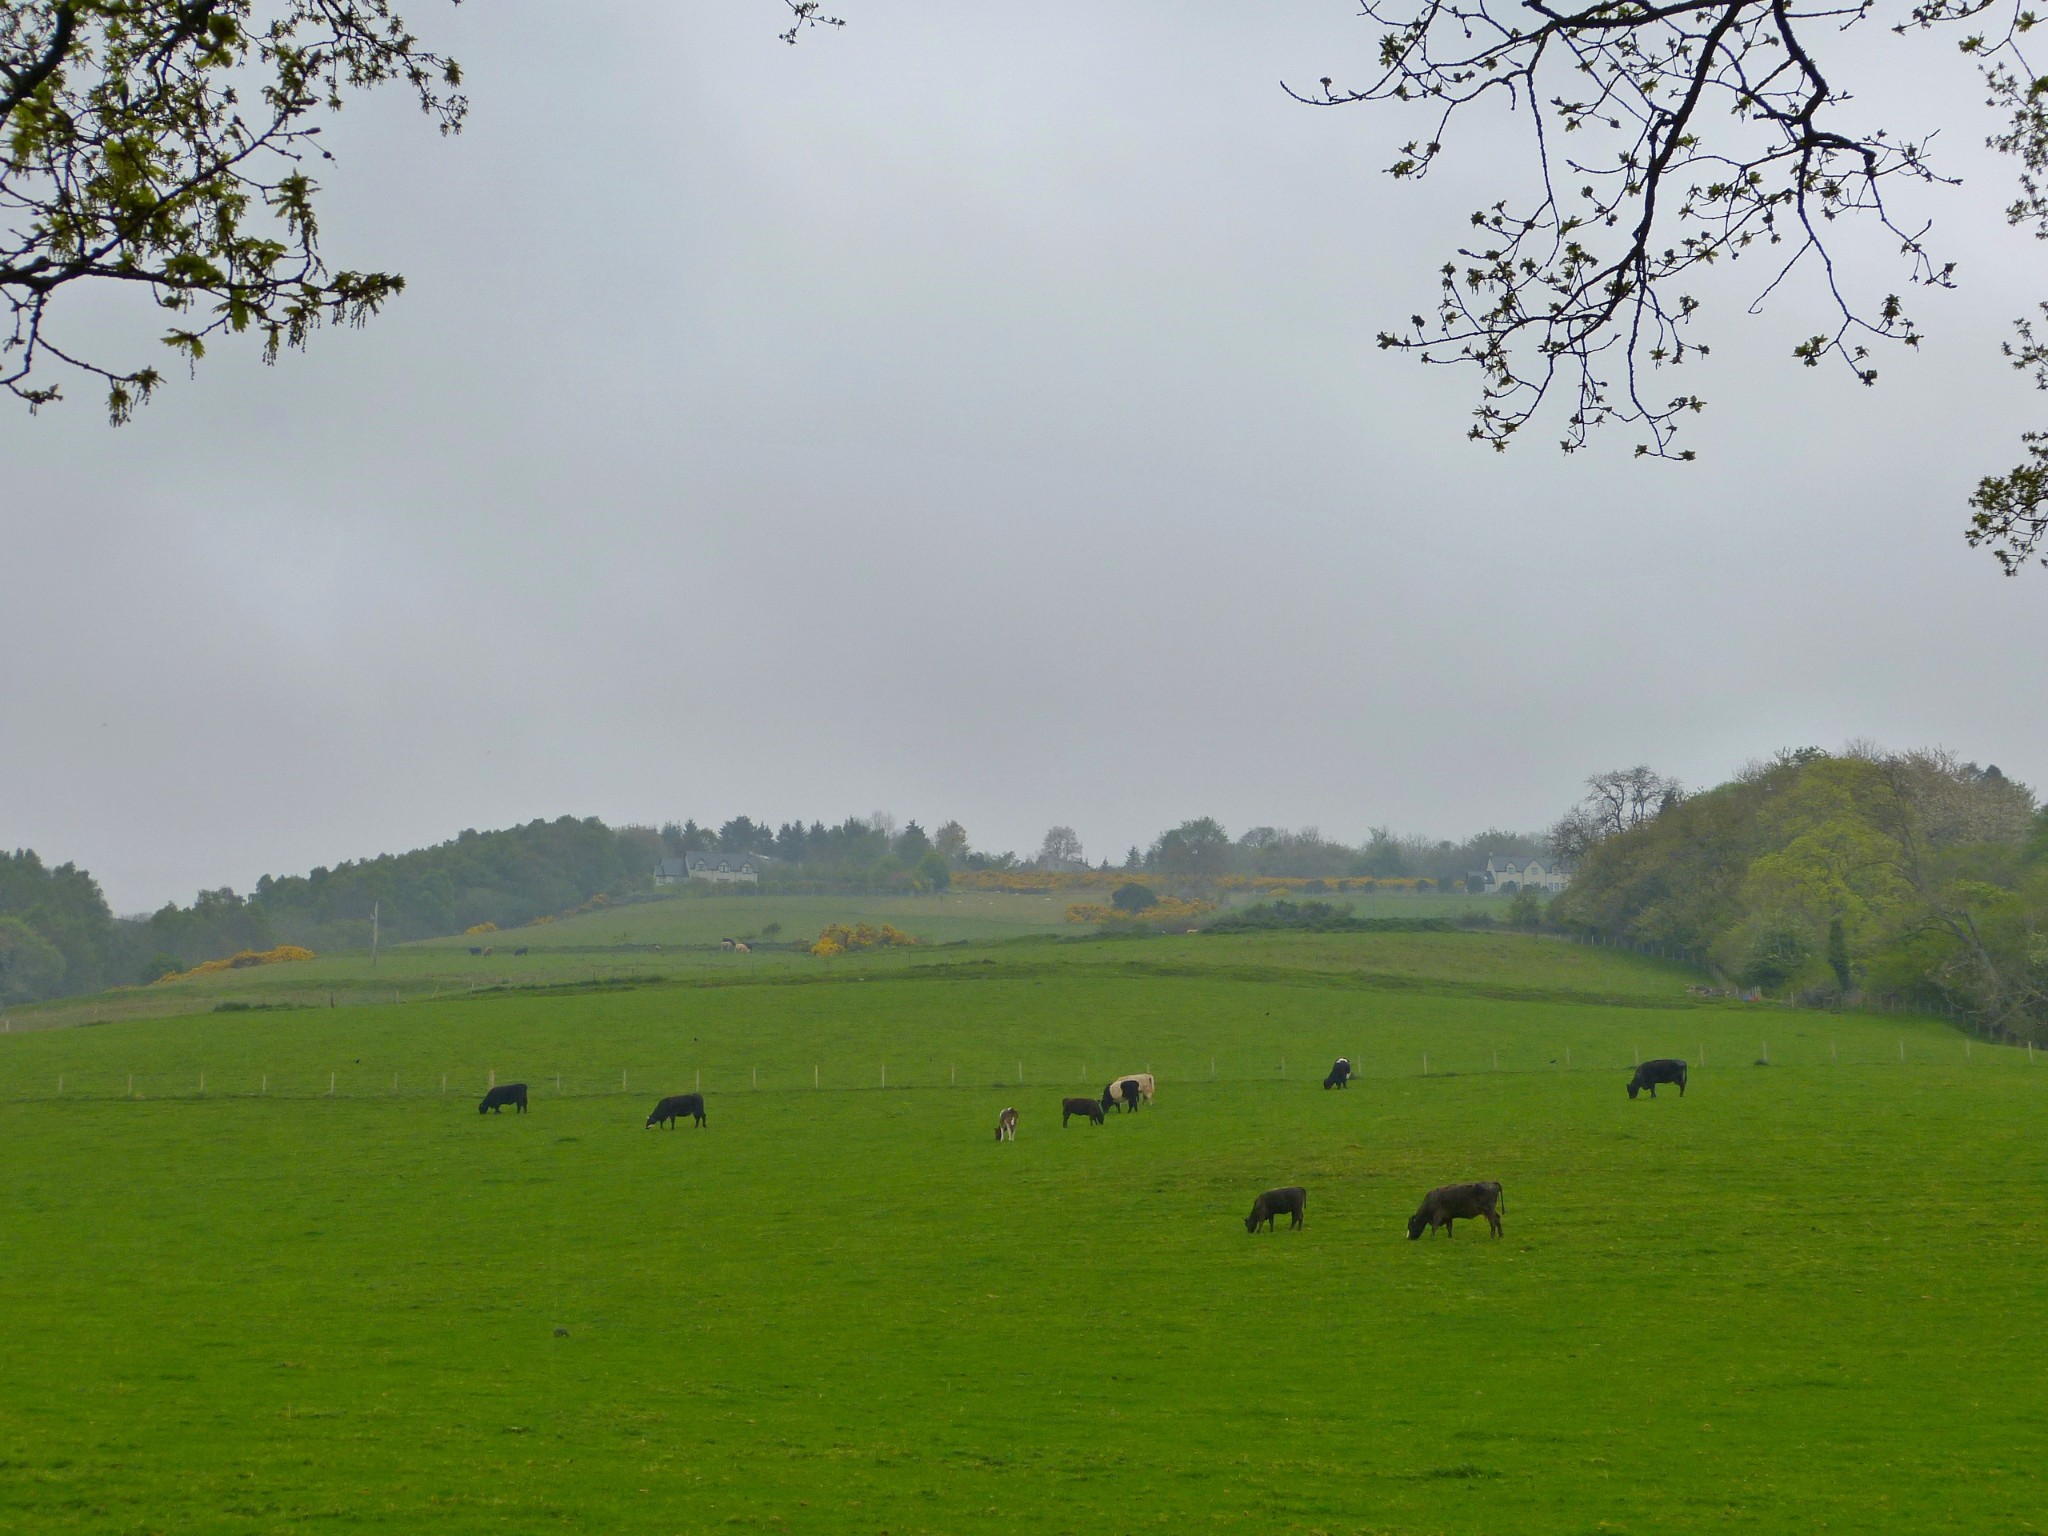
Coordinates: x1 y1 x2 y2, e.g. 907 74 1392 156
2 0 464 420
1306 0 2048 571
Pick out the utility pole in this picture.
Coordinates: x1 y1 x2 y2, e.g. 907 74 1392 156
370 900 380 970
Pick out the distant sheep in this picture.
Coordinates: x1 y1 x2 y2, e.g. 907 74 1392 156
478 1083 528 1115
1245 1186 1307 1232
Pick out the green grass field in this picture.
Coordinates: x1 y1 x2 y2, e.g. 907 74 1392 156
1 932 2039 1534
3 890 1515 1033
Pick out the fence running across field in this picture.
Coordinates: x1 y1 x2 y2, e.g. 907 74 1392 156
5 1034 2040 1105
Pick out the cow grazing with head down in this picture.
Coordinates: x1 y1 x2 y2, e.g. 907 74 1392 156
478 1083 528 1115
1323 1057 1352 1089
1105 1072 1154 1106
1628 1058 1688 1099
1245 1186 1307 1232
645 1092 706 1129
1062 1096 1105 1126
996 1106 1018 1141
1101 1078 1143 1114
1407 1181 1504 1239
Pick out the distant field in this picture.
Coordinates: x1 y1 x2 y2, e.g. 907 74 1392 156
427 888 1081 949
3 890 1516 1032
0 930 2036 1534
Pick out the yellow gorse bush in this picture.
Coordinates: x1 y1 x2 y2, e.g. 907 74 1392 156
464 922 498 935
152 945 316 984
810 922 920 956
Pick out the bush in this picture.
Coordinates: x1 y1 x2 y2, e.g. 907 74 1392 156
1110 882 1160 914
0 916 68 1004
810 922 920 956
1737 918 1812 993
138 953 184 984
151 945 316 984
1205 900 1453 935
914 850 952 892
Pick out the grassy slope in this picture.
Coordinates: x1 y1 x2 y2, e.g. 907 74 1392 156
425 888 1083 949
0 933 2037 1535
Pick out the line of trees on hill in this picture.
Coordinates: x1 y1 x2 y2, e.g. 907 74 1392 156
1549 749 2048 1039
658 815 1550 890
0 819 662 1005
1 811 1556 1004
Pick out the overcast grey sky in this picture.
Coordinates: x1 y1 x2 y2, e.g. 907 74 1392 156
5 0 2046 913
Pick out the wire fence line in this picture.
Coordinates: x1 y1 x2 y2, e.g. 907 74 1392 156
5 1037 2039 1105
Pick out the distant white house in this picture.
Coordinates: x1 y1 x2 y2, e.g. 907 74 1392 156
655 852 761 886
1477 855 1570 894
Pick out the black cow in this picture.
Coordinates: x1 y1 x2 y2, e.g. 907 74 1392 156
1062 1095 1105 1126
478 1083 528 1115
513 946 529 956
1100 1078 1142 1114
468 946 482 956
1407 1181 1504 1239
1627 1059 1689 1099
1323 1057 1352 1090
1246 1186 1307 1232
646 1092 706 1129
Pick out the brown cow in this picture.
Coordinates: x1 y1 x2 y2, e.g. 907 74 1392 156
1245 1186 1307 1232
1407 1181 1504 1239
1061 1096 1105 1126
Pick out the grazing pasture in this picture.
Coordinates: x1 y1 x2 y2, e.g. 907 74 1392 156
0 932 2040 1534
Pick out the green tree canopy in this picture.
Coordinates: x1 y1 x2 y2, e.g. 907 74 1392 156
0 913 67 1002
2 0 463 419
